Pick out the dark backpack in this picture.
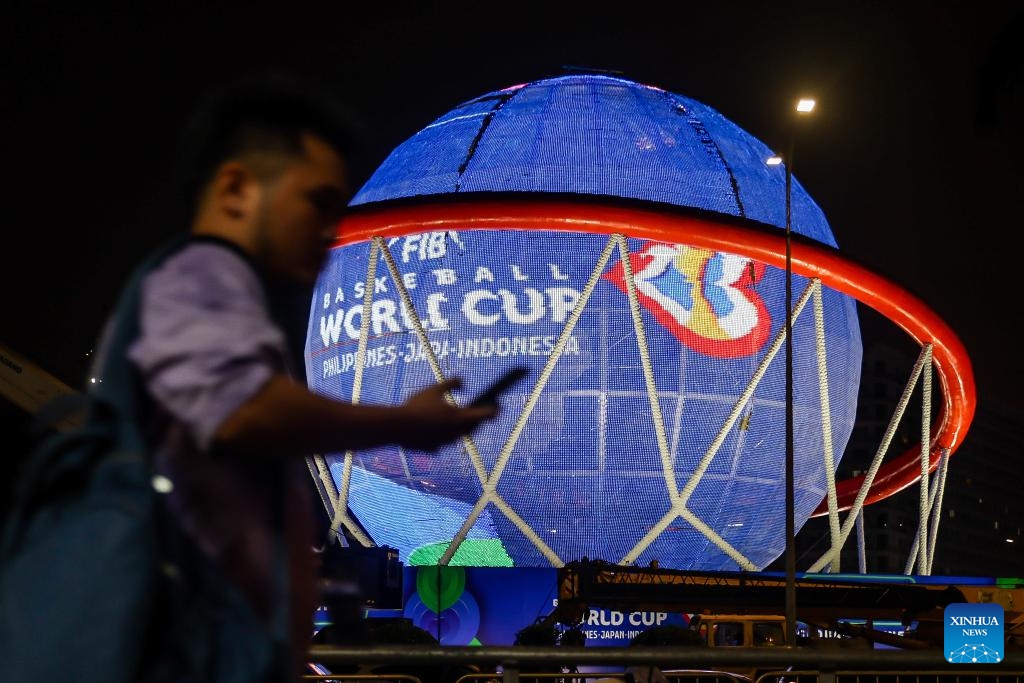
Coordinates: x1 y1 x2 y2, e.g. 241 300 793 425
0 237 286 683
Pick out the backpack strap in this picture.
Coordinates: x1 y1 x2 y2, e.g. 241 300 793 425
2 234 196 555
90 233 196 420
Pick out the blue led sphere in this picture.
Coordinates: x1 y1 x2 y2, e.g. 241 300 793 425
305 74 862 570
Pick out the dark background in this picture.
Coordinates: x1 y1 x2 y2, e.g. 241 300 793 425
2 3 1021 412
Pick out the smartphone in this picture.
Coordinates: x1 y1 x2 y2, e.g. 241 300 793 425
469 366 530 407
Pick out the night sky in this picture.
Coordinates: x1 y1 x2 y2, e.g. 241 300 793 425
3 1 1022 416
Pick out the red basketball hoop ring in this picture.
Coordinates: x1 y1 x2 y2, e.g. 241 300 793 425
332 194 975 516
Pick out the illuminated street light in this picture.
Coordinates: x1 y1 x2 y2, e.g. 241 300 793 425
784 95 816 649
766 155 784 166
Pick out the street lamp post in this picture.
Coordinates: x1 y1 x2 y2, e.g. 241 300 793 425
783 97 815 649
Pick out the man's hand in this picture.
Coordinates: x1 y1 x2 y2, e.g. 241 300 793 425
212 375 497 458
397 377 497 451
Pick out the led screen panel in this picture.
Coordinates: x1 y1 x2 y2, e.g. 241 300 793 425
306 229 860 569
305 73 862 570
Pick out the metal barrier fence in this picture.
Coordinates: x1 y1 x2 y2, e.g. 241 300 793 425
454 671 750 683
306 645 1024 683
753 673 1024 683
304 677 424 683
303 673 1024 683
304 670 754 683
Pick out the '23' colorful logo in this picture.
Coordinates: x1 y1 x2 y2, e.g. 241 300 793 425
604 242 770 358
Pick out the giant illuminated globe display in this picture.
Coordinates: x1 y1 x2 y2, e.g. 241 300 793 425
304 74 863 571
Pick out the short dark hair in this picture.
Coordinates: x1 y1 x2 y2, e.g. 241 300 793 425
174 70 368 223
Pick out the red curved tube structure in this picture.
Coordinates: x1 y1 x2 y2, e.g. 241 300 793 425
333 195 976 515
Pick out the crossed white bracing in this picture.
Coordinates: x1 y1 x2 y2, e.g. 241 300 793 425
319 233 945 574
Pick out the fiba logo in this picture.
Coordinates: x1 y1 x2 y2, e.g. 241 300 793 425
944 603 1004 663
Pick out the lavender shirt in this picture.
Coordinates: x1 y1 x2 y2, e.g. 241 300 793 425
126 240 312 636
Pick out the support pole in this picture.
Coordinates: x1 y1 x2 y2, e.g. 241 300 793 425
784 136 797 648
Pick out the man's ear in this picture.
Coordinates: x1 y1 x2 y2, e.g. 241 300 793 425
211 161 261 221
